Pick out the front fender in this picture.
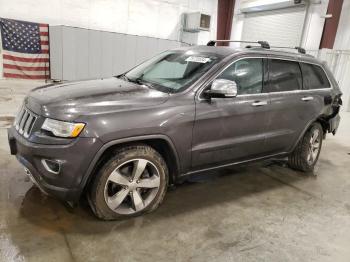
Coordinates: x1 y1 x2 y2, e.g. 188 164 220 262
77 134 181 195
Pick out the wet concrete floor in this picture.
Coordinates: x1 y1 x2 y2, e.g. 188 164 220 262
1 113 350 261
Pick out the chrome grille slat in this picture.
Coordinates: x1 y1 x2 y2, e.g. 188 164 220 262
19 111 29 134
27 116 37 136
14 106 37 138
23 115 34 138
15 107 25 129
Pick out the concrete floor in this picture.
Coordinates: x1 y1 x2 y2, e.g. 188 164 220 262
1 80 350 261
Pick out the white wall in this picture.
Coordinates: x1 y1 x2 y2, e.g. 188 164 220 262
300 0 329 50
229 0 244 48
0 0 217 44
334 0 350 50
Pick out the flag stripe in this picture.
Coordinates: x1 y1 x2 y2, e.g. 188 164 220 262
4 64 49 71
3 50 49 59
3 54 49 63
4 73 48 80
40 32 48 36
5 68 48 76
4 59 50 67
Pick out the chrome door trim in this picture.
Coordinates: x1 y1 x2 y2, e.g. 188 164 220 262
301 96 314 101
251 101 268 106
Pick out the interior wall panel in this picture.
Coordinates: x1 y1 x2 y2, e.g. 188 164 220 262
50 25 188 81
88 30 102 79
101 32 114 78
62 27 77 81
75 28 89 80
49 26 63 80
124 34 138 72
111 33 127 75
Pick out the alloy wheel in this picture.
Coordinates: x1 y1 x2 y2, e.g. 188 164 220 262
307 129 320 165
104 158 161 215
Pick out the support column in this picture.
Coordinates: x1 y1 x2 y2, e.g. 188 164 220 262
217 0 235 46
319 0 344 49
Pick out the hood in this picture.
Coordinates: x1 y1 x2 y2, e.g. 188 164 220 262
25 78 169 121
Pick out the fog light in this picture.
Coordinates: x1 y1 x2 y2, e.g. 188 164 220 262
41 159 61 174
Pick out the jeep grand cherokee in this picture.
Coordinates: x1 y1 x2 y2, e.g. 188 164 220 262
8 41 342 220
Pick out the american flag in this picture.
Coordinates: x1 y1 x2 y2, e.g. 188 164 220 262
0 18 49 80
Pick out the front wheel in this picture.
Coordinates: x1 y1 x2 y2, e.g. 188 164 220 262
89 144 169 220
288 122 323 172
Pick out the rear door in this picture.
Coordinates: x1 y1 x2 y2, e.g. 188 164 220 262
298 62 333 123
263 58 306 154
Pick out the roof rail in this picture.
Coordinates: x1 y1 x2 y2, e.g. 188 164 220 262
207 40 270 49
269 46 306 54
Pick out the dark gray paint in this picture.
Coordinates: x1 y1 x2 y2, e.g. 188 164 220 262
8 46 342 202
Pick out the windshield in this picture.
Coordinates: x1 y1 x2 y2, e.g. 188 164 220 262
122 50 221 93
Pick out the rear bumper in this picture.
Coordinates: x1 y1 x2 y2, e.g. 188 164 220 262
8 126 103 202
329 114 340 135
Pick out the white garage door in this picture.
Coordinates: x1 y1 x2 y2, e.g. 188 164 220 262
241 6 307 47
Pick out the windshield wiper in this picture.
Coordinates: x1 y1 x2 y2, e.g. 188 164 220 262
118 74 130 82
130 77 155 89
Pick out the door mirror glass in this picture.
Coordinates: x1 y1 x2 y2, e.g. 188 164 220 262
206 79 238 98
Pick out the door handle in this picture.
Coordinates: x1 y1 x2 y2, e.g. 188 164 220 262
251 101 268 107
302 96 314 101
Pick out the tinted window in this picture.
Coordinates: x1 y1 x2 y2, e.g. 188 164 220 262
266 59 302 92
217 58 263 95
301 63 330 89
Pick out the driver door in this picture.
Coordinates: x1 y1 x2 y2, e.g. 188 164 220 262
191 57 271 169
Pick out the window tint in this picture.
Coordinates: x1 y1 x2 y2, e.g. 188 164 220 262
125 51 221 93
266 59 302 92
217 58 263 95
301 63 330 89
144 60 187 79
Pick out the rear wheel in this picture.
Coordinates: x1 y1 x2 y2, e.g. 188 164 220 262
89 144 168 220
288 122 323 172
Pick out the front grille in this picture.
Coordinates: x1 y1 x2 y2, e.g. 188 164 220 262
14 106 37 138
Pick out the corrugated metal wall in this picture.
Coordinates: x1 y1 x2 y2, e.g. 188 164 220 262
241 5 307 47
49 26 189 81
308 49 350 112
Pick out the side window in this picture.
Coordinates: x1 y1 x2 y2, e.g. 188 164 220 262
301 63 331 89
217 58 263 95
266 59 302 92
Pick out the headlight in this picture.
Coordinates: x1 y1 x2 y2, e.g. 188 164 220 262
41 118 85 138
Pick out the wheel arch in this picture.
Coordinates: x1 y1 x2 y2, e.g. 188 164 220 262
290 116 327 153
80 135 181 196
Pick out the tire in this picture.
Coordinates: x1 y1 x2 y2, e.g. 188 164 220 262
288 122 323 172
89 144 169 220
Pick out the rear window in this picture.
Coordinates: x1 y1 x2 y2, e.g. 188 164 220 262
265 59 302 93
300 63 331 90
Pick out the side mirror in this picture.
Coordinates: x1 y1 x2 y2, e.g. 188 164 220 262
205 79 238 98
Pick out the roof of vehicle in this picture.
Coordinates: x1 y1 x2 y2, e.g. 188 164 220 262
175 45 322 65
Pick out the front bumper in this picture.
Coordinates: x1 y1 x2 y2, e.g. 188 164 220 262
8 126 103 202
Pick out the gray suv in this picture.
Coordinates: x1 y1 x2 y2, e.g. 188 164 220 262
8 41 342 220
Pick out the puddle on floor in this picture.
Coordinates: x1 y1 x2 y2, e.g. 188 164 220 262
0 116 14 128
